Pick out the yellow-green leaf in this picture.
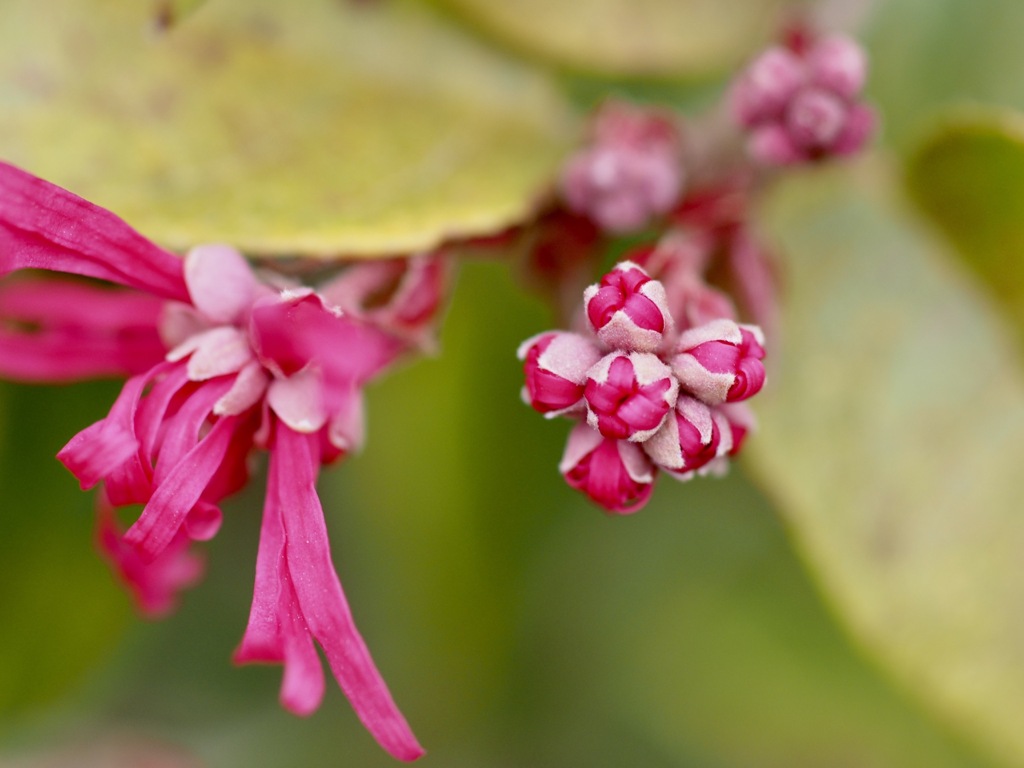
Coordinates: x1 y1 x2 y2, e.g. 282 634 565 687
906 108 1024 347
0 0 574 258
748 157 1024 767
427 0 789 80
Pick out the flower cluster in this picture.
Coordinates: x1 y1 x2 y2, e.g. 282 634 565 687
519 260 765 513
559 100 684 233
0 162 437 761
730 31 875 165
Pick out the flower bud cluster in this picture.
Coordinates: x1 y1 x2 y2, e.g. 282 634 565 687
519 260 765 513
730 32 875 166
559 101 684 234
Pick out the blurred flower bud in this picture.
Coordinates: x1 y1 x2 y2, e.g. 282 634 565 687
559 423 656 514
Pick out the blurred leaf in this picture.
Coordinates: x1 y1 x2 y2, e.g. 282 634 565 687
865 0 1024 151
521 470 994 768
747 156 1024 767
426 0 790 80
0 0 573 258
906 108 1024 346
152 0 208 30
0 382 130 721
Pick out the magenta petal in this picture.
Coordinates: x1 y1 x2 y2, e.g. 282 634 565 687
124 414 241 561
0 278 165 381
0 162 188 301
57 371 151 488
274 426 423 761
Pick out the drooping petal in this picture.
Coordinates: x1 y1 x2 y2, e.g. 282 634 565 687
95 492 203 619
234 463 326 717
266 367 328 434
123 413 242 561
0 162 188 301
273 426 423 761
0 278 165 381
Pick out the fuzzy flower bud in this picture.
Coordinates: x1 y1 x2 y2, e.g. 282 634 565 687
584 351 678 441
517 331 603 417
671 319 766 405
731 32 875 165
583 261 673 352
559 423 656 514
643 395 731 477
560 101 684 233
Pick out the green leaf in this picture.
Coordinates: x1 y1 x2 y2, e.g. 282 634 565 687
0 382 131 721
865 0 1024 151
0 0 574 258
905 108 1024 346
426 0 790 80
747 156 1024 767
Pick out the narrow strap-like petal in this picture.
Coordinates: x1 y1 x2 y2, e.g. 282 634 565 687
0 278 165 381
123 414 241 561
273 426 424 761
0 162 189 301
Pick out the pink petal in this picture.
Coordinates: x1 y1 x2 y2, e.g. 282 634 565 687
267 367 328 434
123 414 243 561
251 292 402 385
184 244 262 325
57 370 151 488
0 162 188 301
274 426 423 761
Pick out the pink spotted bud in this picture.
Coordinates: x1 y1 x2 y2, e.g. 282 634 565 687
518 331 603 417
732 32 874 165
584 351 678 441
560 101 684 233
671 319 766 405
559 423 656 514
583 261 673 352
730 46 805 125
643 395 731 477
807 35 867 100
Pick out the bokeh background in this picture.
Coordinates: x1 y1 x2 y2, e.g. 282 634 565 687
4 0 1024 766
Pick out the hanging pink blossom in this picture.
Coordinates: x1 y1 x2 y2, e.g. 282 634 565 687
0 161 434 761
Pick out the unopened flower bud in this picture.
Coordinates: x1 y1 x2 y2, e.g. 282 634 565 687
584 351 678 441
643 395 731 476
671 319 766 405
584 261 673 352
559 423 656 514
731 46 804 125
807 35 867 99
560 102 684 233
518 331 603 417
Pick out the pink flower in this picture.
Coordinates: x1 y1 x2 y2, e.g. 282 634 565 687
731 33 875 165
560 101 684 233
0 161 429 761
519 258 766 514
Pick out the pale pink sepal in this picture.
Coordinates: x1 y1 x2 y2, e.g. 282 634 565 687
328 386 366 453
214 361 269 417
267 367 328 434
184 244 262 325
0 161 189 301
166 326 253 381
